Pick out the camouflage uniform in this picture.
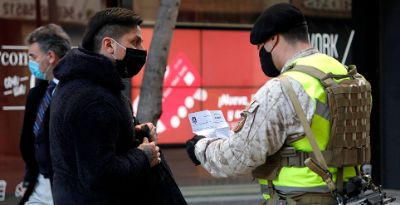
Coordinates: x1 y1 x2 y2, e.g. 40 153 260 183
194 48 319 177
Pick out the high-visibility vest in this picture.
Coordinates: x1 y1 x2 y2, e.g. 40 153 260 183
257 53 358 200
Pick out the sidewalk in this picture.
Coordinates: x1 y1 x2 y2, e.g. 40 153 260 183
181 184 263 205
1 184 399 204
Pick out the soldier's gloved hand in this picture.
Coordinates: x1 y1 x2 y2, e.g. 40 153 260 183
186 135 205 165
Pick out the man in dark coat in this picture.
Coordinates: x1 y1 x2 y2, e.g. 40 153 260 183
49 8 187 205
17 24 71 205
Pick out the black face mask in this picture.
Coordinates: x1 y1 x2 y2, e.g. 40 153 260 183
259 48 280 77
115 48 147 78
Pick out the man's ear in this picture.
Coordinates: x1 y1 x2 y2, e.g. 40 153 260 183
102 37 114 55
47 50 59 65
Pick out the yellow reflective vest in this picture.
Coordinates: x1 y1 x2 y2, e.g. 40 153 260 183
258 53 357 200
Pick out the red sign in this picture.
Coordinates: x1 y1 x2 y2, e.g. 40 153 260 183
133 53 202 144
132 28 268 144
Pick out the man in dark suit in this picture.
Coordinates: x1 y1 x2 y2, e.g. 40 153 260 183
17 24 71 205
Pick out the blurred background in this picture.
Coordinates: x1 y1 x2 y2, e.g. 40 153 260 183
1 0 399 204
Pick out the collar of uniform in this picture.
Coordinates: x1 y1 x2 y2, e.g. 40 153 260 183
281 47 319 73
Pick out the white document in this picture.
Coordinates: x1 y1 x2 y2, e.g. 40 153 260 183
188 110 231 138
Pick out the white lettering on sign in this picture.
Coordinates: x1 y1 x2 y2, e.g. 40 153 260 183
342 30 355 64
218 94 249 108
4 76 19 89
227 109 242 122
0 45 29 67
3 75 28 97
310 33 338 58
12 84 26 97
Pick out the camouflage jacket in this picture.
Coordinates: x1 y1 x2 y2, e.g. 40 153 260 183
194 48 319 177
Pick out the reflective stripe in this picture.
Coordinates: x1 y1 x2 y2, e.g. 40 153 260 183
259 179 268 185
260 179 330 197
260 182 329 199
260 184 271 200
274 185 330 194
259 180 271 200
260 184 269 195
315 100 330 120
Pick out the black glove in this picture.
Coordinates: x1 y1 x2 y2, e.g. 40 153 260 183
186 135 205 165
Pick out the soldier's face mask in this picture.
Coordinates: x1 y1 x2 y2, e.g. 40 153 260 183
112 39 147 78
259 36 280 77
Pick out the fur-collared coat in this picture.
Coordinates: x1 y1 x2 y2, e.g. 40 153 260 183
50 48 186 205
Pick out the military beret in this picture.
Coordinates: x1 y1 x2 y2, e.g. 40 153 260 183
250 3 307 45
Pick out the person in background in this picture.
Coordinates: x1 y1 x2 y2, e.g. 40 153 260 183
17 24 71 205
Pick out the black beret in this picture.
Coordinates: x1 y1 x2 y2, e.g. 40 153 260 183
250 3 307 45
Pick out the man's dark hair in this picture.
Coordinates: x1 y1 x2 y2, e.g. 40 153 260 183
281 25 309 44
26 24 71 58
81 7 143 52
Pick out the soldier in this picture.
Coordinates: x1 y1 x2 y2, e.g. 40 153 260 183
186 3 371 205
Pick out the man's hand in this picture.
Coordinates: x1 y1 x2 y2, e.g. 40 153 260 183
135 122 158 143
15 181 27 198
138 137 161 167
186 135 205 165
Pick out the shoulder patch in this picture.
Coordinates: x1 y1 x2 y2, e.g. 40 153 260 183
233 112 247 133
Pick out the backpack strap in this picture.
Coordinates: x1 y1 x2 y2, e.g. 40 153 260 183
290 65 339 87
336 167 344 192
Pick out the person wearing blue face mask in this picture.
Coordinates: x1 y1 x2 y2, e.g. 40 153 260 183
17 24 71 205
28 59 50 80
